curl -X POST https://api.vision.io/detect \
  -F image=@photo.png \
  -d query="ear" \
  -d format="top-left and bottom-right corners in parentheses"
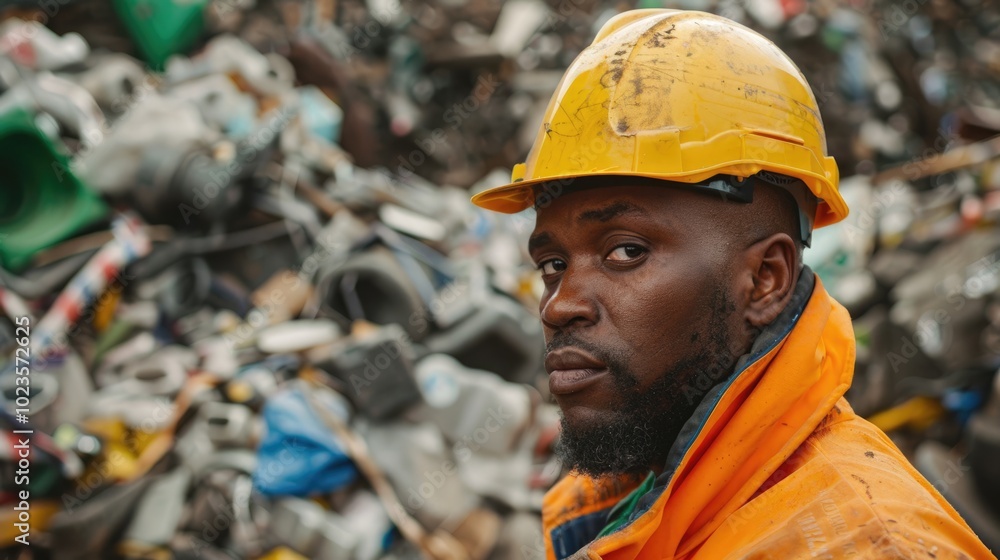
top-left (741, 233), bottom-right (798, 328)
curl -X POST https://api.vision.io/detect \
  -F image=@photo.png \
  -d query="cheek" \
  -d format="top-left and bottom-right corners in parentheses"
top-left (603, 256), bottom-right (722, 380)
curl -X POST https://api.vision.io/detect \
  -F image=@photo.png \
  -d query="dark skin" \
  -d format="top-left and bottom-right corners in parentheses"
top-left (529, 180), bottom-right (813, 476)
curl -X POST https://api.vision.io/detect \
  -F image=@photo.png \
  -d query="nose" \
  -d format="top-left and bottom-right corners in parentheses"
top-left (539, 270), bottom-right (599, 331)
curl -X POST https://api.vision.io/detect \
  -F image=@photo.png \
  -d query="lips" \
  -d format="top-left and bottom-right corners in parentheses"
top-left (545, 348), bottom-right (608, 395)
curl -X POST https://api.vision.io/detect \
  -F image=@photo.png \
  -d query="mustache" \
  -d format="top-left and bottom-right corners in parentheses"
top-left (545, 332), bottom-right (636, 386)
top-left (545, 332), bottom-right (603, 355)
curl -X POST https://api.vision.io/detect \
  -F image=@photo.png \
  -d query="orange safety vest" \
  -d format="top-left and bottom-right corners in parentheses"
top-left (541, 275), bottom-right (995, 560)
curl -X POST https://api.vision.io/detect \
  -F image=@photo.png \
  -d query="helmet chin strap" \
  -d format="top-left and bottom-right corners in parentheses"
top-left (696, 173), bottom-right (815, 247)
top-left (756, 172), bottom-right (815, 248)
top-left (699, 175), bottom-right (756, 204)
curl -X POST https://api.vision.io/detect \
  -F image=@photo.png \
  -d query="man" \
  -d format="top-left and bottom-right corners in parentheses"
top-left (472, 9), bottom-right (994, 560)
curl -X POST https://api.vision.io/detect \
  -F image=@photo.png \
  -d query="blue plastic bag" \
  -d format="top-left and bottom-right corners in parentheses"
top-left (253, 385), bottom-right (358, 496)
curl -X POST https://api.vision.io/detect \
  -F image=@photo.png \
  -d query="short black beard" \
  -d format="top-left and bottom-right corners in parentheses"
top-left (552, 288), bottom-right (741, 478)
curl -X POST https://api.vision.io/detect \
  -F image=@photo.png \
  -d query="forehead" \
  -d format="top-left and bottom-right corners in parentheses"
top-left (526, 186), bottom-right (709, 258)
top-left (531, 184), bottom-right (698, 231)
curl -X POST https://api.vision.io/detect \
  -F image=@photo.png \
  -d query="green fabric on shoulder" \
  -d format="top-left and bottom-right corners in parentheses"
top-left (597, 472), bottom-right (656, 538)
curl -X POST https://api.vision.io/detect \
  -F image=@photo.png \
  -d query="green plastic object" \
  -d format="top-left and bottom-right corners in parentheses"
top-left (113, 0), bottom-right (208, 70)
top-left (0, 109), bottom-right (108, 272)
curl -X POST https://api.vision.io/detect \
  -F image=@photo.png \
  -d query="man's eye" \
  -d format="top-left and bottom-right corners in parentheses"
top-left (607, 245), bottom-right (646, 262)
top-left (538, 259), bottom-right (566, 276)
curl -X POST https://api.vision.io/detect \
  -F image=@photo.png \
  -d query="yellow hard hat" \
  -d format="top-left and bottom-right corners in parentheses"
top-left (472, 9), bottom-right (848, 229)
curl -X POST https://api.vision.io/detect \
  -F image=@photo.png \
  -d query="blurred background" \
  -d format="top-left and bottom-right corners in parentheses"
top-left (0, 0), bottom-right (998, 557)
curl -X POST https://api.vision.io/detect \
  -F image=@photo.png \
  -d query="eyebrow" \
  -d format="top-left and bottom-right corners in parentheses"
top-left (527, 232), bottom-right (553, 254)
top-left (577, 201), bottom-right (648, 223)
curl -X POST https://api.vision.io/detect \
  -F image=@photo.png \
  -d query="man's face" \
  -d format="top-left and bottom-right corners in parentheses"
top-left (529, 184), bottom-right (746, 477)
